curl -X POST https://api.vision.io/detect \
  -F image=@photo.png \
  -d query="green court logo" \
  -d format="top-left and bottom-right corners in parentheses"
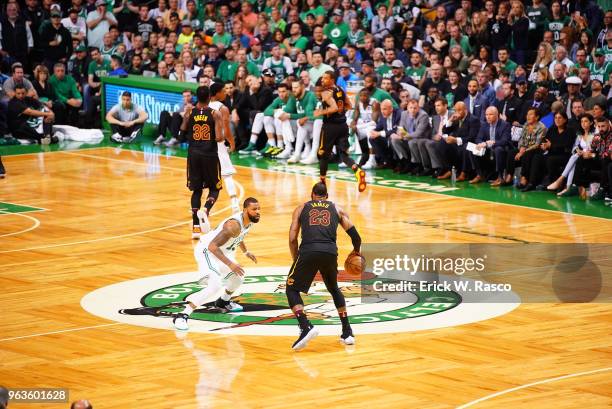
top-left (81, 267), bottom-right (520, 336)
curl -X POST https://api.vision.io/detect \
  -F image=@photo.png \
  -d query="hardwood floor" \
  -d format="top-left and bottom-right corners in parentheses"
top-left (0, 147), bottom-right (610, 409)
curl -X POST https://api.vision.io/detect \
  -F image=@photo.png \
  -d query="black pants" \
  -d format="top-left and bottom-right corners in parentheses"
top-left (473, 145), bottom-right (507, 179)
top-left (319, 121), bottom-right (355, 175)
top-left (369, 136), bottom-right (393, 166)
top-left (11, 121), bottom-right (50, 142)
top-left (521, 149), bottom-right (546, 185)
top-left (574, 156), bottom-right (603, 188)
top-left (86, 89), bottom-right (101, 127)
top-left (110, 123), bottom-right (143, 137)
top-left (545, 153), bottom-right (571, 183)
top-left (158, 111), bottom-right (182, 140)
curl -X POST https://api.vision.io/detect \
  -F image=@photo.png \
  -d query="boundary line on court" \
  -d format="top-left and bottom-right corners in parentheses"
top-left (456, 367), bottom-right (612, 408)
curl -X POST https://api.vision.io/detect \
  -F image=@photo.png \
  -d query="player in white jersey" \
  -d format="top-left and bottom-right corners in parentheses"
top-left (350, 88), bottom-right (379, 170)
top-left (174, 197), bottom-right (261, 331)
top-left (209, 82), bottom-right (240, 214)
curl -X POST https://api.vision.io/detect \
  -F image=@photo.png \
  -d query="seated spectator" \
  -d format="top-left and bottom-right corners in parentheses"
top-left (436, 101), bottom-right (481, 182)
top-left (105, 91), bottom-right (148, 143)
top-left (32, 64), bottom-right (63, 117)
top-left (155, 89), bottom-right (194, 146)
top-left (368, 99), bottom-right (400, 170)
top-left (572, 117), bottom-right (611, 200)
top-left (108, 55), bottom-right (128, 76)
top-left (540, 112), bottom-right (576, 187)
top-left (548, 113), bottom-right (595, 196)
top-left (394, 99), bottom-right (432, 174)
top-left (48, 63), bottom-right (82, 126)
top-left (3, 63), bottom-right (37, 101)
top-left (510, 107), bottom-right (547, 191)
top-left (472, 106), bottom-right (511, 186)
top-left (8, 84), bottom-right (57, 144)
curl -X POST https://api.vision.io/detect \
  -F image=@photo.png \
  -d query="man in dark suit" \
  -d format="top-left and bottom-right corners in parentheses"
top-left (472, 106), bottom-right (511, 186)
top-left (369, 99), bottom-right (401, 169)
top-left (436, 101), bottom-right (480, 180)
top-left (520, 85), bottom-right (551, 124)
top-left (464, 79), bottom-right (488, 123)
top-left (494, 81), bottom-right (524, 126)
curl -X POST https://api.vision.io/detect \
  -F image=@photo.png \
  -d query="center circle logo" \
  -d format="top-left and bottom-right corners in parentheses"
top-left (81, 266), bottom-right (520, 336)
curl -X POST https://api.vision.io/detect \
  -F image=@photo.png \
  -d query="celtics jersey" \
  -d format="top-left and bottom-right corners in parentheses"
top-left (547, 17), bottom-right (570, 42)
top-left (247, 52), bottom-right (267, 71)
top-left (406, 65), bottom-right (426, 83)
top-left (588, 62), bottom-right (612, 83)
top-left (357, 99), bottom-right (375, 123)
top-left (269, 58), bottom-right (288, 83)
top-left (200, 212), bottom-right (252, 257)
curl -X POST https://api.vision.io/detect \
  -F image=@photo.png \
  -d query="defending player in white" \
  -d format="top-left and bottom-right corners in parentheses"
top-left (173, 197), bottom-right (261, 331)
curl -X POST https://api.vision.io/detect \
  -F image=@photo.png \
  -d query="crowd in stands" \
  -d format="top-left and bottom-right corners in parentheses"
top-left (0, 0), bottom-right (610, 200)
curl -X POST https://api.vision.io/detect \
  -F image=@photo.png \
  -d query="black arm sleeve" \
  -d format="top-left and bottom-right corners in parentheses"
top-left (346, 226), bottom-right (361, 252)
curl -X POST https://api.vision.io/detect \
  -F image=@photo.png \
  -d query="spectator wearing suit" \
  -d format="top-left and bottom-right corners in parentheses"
top-left (464, 79), bottom-right (488, 123)
top-left (438, 101), bottom-right (481, 181)
top-left (472, 106), bottom-right (511, 186)
top-left (393, 99), bottom-right (431, 174)
top-left (425, 97), bottom-right (452, 177)
top-left (494, 81), bottom-right (524, 126)
top-left (369, 99), bottom-right (401, 170)
top-left (521, 86), bottom-right (551, 123)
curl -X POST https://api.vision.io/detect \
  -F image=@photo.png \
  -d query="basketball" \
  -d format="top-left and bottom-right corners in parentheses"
top-left (344, 252), bottom-right (365, 276)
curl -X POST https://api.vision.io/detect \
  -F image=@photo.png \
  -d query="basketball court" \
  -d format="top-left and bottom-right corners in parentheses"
top-left (1, 145), bottom-right (611, 408)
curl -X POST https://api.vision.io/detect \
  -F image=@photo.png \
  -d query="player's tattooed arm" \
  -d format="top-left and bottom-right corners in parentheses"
top-left (288, 204), bottom-right (304, 261)
top-left (213, 109), bottom-right (224, 142)
top-left (208, 220), bottom-right (244, 275)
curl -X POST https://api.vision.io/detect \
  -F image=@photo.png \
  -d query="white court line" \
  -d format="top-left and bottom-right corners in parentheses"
top-left (456, 367), bottom-right (612, 408)
top-left (0, 210), bottom-right (40, 238)
top-left (0, 151), bottom-right (244, 254)
top-left (0, 323), bottom-right (123, 342)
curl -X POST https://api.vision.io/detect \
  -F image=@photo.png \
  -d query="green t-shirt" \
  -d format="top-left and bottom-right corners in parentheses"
top-left (212, 32), bottom-right (232, 48)
top-left (48, 74), bottom-right (82, 102)
top-left (270, 19), bottom-right (286, 34)
top-left (376, 64), bottom-right (392, 79)
top-left (354, 87), bottom-right (398, 108)
top-left (288, 36), bottom-right (308, 52)
top-left (300, 6), bottom-right (326, 22)
top-left (217, 60), bottom-right (238, 82)
top-left (405, 65), bottom-right (426, 83)
top-left (264, 96), bottom-right (289, 116)
top-left (87, 59), bottom-right (111, 82)
top-left (284, 91), bottom-right (317, 119)
top-left (347, 29), bottom-right (365, 47)
top-left (502, 59), bottom-right (518, 74)
top-left (323, 22), bottom-right (349, 48)
top-left (449, 35), bottom-right (472, 56)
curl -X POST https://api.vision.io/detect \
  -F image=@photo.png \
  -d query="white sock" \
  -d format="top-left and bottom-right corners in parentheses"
top-left (277, 137), bottom-right (284, 149)
top-left (183, 304), bottom-right (194, 315)
top-left (231, 196), bottom-right (239, 209)
top-left (221, 291), bottom-right (232, 301)
top-left (223, 175), bottom-right (237, 197)
top-left (249, 133), bottom-right (258, 144)
top-left (268, 139), bottom-right (276, 147)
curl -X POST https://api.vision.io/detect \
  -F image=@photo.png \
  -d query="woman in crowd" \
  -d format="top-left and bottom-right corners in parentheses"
top-left (540, 112), bottom-right (575, 186)
top-left (548, 114), bottom-right (595, 197)
top-left (529, 42), bottom-right (553, 83)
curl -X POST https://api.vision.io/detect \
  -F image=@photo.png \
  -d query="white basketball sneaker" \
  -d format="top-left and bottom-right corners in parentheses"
top-left (173, 313), bottom-right (189, 331)
top-left (300, 156), bottom-right (318, 165)
top-left (292, 324), bottom-right (319, 351)
top-left (340, 327), bottom-right (355, 345)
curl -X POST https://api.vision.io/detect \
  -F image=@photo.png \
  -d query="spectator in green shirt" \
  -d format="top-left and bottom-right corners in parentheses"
top-left (496, 47), bottom-right (518, 78)
top-left (86, 47), bottom-right (111, 127)
top-left (49, 63), bottom-right (82, 126)
top-left (212, 21), bottom-right (232, 48)
top-left (449, 25), bottom-right (472, 57)
top-left (324, 10), bottom-right (349, 48)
